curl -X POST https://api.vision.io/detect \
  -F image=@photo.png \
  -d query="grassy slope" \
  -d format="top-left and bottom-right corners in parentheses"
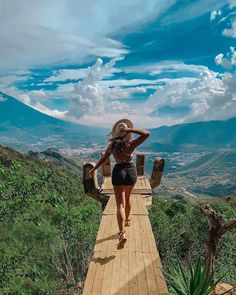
top-left (149, 194), bottom-right (236, 284)
top-left (1, 144), bottom-right (236, 293)
top-left (0, 145), bottom-right (102, 295)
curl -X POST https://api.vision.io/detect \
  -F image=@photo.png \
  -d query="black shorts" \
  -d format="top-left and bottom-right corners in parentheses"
top-left (112, 162), bottom-right (138, 186)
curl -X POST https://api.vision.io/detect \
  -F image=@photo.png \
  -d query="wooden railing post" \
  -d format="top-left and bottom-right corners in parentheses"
top-left (136, 153), bottom-right (145, 176)
top-left (83, 162), bottom-right (100, 202)
top-left (149, 157), bottom-right (165, 189)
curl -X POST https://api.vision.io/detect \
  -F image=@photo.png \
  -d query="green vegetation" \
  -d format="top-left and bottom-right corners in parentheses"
top-left (1, 145), bottom-right (236, 294)
top-left (149, 196), bottom-right (236, 284)
top-left (0, 146), bottom-right (102, 294)
top-left (166, 258), bottom-right (227, 295)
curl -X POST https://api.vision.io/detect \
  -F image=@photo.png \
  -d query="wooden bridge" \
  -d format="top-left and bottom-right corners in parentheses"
top-left (83, 153), bottom-right (168, 295)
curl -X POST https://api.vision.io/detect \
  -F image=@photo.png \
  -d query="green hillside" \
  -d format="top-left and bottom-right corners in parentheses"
top-left (142, 117), bottom-right (236, 152)
top-left (0, 145), bottom-right (102, 294)
top-left (1, 145), bottom-right (236, 293)
top-left (150, 194), bottom-right (236, 284)
top-left (164, 150), bottom-right (236, 197)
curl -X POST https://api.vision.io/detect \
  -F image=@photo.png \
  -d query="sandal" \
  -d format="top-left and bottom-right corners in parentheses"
top-left (125, 218), bottom-right (131, 227)
top-left (116, 230), bottom-right (127, 249)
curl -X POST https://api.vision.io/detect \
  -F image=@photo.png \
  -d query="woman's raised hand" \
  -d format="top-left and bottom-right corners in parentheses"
top-left (120, 126), bottom-right (132, 133)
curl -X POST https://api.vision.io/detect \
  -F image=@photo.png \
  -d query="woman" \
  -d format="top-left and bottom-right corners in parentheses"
top-left (88, 119), bottom-right (150, 249)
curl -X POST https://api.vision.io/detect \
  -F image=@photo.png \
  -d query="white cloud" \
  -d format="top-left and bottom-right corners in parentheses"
top-left (228, 0), bottom-right (236, 8)
top-left (215, 47), bottom-right (236, 68)
top-left (0, 0), bottom-right (175, 72)
top-left (124, 61), bottom-right (209, 76)
top-left (162, 0), bottom-right (227, 25)
top-left (223, 19), bottom-right (236, 37)
top-left (2, 56), bottom-right (236, 128)
top-left (32, 102), bottom-right (68, 119)
top-left (210, 10), bottom-right (221, 21)
top-left (45, 69), bottom-right (89, 82)
top-left (143, 68), bottom-right (236, 123)
top-left (0, 72), bottom-right (31, 87)
top-left (54, 57), bottom-right (236, 127)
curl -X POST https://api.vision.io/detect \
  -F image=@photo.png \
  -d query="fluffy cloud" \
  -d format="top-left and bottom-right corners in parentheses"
top-left (162, 0), bottom-right (227, 24)
top-left (124, 61), bottom-right (209, 76)
top-left (0, 0), bottom-right (175, 73)
top-left (210, 10), bottom-right (221, 21)
top-left (223, 19), bottom-right (236, 37)
top-left (53, 57), bottom-right (236, 127)
top-left (143, 68), bottom-right (236, 123)
top-left (62, 58), bottom-right (132, 121)
top-left (0, 72), bottom-right (31, 87)
top-left (215, 47), bottom-right (236, 68)
top-left (31, 102), bottom-right (68, 119)
top-left (2, 56), bottom-right (236, 128)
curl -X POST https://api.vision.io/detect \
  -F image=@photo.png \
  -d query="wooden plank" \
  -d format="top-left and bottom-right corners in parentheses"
top-left (128, 252), bottom-right (138, 295)
top-left (134, 215), bottom-right (142, 252)
top-left (82, 258), bottom-right (98, 295)
top-left (119, 251), bottom-right (129, 294)
top-left (110, 252), bottom-right (121, 295)
top-left (94, 215), bottom-right (107, 252)
top-left (136, 252), bottom-right (149, 295)
top-left (107, 214), bottom-right (118, 253)
top-left (137, 195), bottom-right (148, 215)
top-left (144, 217), bottom-right (159, 254)
top-left (100, 253), bottom-right (115, 295)
top-left (151, 253), bottom-right (168, 294)
top-left (139, 216), bottom-right (150, 253)
top-left (132, 195), bottom-right (138, 215)
top-left (128, 215), bottom-right (135, 252)
top-left (92, 254), bottom-right (107, 295)
top-left (144, 253), bottom-right (158, 295)
top-left (84, 174), bottom-right (168, 295)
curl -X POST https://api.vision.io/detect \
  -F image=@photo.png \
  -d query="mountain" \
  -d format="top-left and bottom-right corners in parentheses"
top-left (1, 91), bottom-right (236, 153)
top-left (0, 91), bottom-right (107, 151)
top-left (162, 150), bottom-right (236, 197)
top-left (143, 117), bottom-right (236, 152)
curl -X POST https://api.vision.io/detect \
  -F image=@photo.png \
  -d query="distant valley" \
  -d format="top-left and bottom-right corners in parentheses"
top-left (1, 91), bottom-right (236, 199)
top-left (1, 91), bottom-right (236, 153)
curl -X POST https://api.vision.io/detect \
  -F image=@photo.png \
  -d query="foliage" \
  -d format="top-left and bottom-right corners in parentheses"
top-left (0, 147), bottom-right (102, 294)
top-left (167, 258), bottom-right (227, 295)
top-left (149, 196), bottom-right (236, 284)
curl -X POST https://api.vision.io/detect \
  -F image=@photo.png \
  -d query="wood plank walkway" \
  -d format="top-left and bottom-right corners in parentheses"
top-left (83, 177), bottom-right (168, 295)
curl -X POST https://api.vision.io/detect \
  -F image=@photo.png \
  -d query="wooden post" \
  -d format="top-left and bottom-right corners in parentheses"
top-left (101, 152), bottom-right (111, 177)
top-left (136, 153), bottom-right (145, 176)
top-left (149, 157), bottom-right (165, 189)
top-left (83, 162), bottom-right (101, 202)
top-left (201, 204), bottom-right (236, 277)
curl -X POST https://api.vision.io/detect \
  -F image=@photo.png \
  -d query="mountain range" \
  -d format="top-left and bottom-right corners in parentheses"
top-left (144, 117), bottom-right (236, 152)
top-left (0, 91), bottom-right (236, 152)
top-left (0, 91), bottom-right (107, 151)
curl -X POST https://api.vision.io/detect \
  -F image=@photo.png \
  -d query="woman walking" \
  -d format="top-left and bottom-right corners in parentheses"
top-left (88, 119), bottom-right (150, 249)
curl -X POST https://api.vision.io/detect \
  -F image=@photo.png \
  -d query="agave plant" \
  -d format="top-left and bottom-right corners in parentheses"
top-left (166, 258), bottom-right (228, 295)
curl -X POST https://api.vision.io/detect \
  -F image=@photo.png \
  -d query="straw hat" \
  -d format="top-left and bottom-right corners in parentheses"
top-left (111, 118), bottom-right (133, 140)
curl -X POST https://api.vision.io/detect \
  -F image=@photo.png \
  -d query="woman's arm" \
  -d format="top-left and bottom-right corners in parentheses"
top-left (88, 143), bottom-right (113, 175)
top-left (122, 127), bottom-right (150, 149)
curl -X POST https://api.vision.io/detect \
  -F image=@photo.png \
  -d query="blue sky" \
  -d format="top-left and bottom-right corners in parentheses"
top-left (0, 0), bottom-right (236, 128)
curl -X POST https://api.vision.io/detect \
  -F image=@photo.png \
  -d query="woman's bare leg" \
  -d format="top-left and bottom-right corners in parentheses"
top-left (125, 184), bottom-right (135, 220)
top-left (113, 185), bottom-right (126, 232)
